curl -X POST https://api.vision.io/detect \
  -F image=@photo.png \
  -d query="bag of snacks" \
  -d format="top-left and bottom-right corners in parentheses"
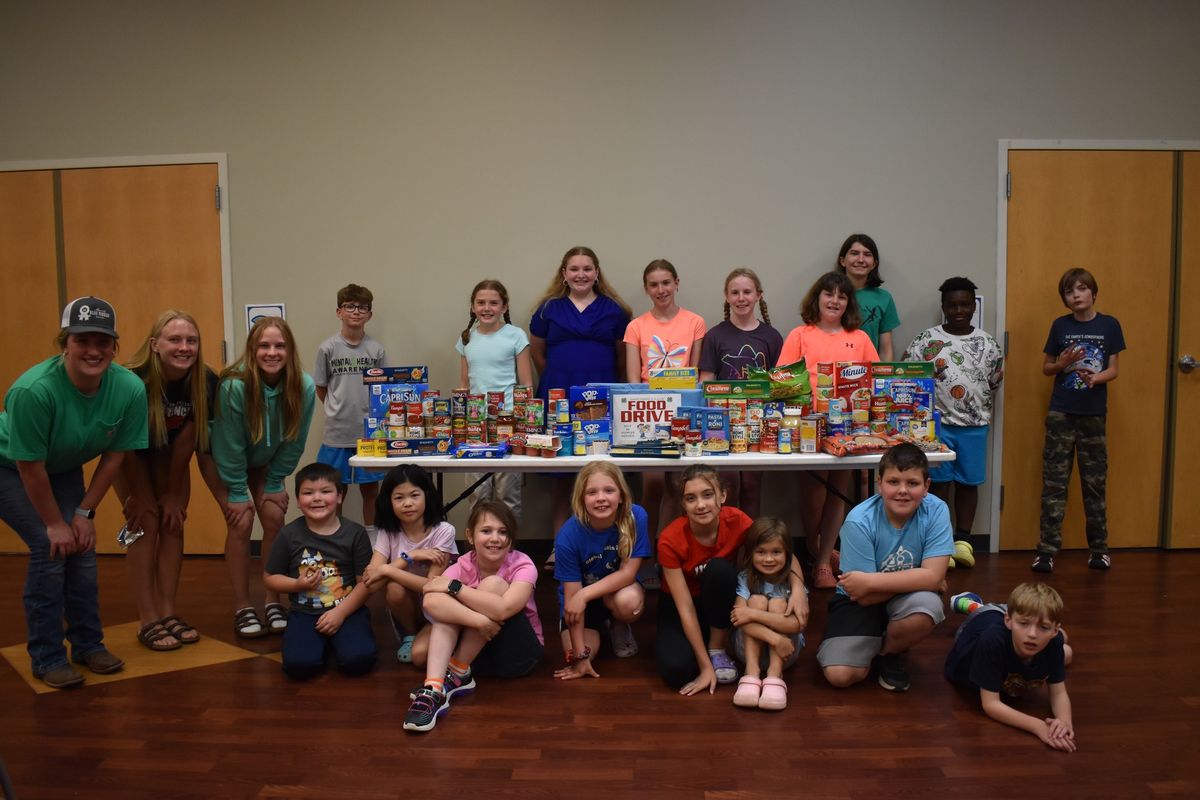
top-left (747, 360), bottom-right (812, 403)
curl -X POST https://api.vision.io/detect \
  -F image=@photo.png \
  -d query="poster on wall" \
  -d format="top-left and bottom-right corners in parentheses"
top-left (245, 303), bottom-right (286, 333)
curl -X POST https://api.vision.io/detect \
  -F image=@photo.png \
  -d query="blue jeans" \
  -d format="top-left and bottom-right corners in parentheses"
top-left (0, 467), bottom-right (106, 675)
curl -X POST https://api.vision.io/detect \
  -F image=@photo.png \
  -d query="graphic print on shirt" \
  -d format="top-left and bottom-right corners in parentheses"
top-left (720, 343), bottom-right (770, 379)
top-left (648, 335), bottom-right (688, 371)
top-left (580, 544), bottom-right (620, 584)
top-left (1001, 671), bottom-right (1045, 698)
top-left (879, 545), bottom-right (916, 572)
top-left (296, 547), bottom-right (352, 610)
top-left (1060, 334), bottom-right (1107, 391)
top-left (327, 354), bottom-right (379, 377)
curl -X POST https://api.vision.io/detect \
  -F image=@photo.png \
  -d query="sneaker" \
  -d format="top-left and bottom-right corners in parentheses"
top-left (403, 687), bottom-right (447, 732)
top-left (875, 653), bottom-right (911, 692)
top-left (36, 664), bottom-right (85, 690)
top-left (710, 650), bottom-right (738, 684)
top-left (396, 634), bottom-right (416, 663)
top-left (1032, 553), bottom-right (1054, 573)
top-left (947, 556), bottom-right (956, 570)
top-left (610, 621), bottom-right (638, 658)
top-left (74, 649), bottom-right (124, 675)
top-left (950, 591), bottom-right (983, 614)
top-left (543, 547), bottom-right (556, 572)
top-left (1088, 552), bottom-right (1111, 570)
top-left (444, 669), bottom-right (476, 701)
top-left (812, 564), bottom-right (837, 590)
top-left (953, 540), bottom-right (975, 568)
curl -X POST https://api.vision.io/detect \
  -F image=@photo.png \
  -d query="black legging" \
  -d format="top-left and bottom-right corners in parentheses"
top-left (655, 557), bottom-right (737, 689)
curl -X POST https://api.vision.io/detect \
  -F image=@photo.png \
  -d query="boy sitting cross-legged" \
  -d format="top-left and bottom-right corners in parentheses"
top-left (816, 443), bottom-right (953, 692)
top-left (945, 583), bottom-right (1075, 751)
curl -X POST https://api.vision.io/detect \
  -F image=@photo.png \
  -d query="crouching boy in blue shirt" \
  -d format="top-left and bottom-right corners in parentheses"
top-left (945, 583), bottom-right (1075, 751)
top-left (816, 443), bottom-right (953, 692)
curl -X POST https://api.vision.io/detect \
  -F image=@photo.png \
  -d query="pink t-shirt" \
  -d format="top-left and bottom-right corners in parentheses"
top-left (777, 325), bottom-right (880, 394)
top-left (442, 549), bottom-right (543, 644)
top-left (624, 309), bottom-right (707, 381)
top-left (373, 521), bottom-right (458, 578)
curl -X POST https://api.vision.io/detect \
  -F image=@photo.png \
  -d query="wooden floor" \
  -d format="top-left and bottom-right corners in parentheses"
top-left (0, 549), bottom-right (1197, 799)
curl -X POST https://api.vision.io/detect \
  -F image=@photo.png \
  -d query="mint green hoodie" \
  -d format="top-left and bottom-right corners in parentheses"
top-left (213, 373), bottom-right (316, 503)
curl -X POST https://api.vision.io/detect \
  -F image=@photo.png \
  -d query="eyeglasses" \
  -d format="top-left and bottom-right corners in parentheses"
top-left (340, 303), bottom-right (372, 313)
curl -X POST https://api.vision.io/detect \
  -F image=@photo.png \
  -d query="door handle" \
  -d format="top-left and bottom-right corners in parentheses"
top-left (1182, 355), bottom-right (1197, 373)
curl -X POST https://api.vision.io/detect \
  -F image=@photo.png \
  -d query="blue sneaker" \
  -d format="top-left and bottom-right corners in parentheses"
top-left (403, 687), bottom-right (447, 732)
top-left (950, 591), bottom-right (983, 614)
top-left (396, 635), bottom-right (415, 663)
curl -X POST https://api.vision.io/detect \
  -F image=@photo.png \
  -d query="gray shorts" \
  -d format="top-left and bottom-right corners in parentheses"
top-left (816, 590), bottom-right (945, 669)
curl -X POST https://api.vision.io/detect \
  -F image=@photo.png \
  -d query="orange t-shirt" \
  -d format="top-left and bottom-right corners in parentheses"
top-left (624, 309), bottom-right (707, 381)
top-left (657, 506), bottom-right (752, 597)
top-left (776, 325), bottom-right (879, 394)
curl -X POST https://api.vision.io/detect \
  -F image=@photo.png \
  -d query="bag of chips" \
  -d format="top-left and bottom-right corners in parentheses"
top-left (747, 360), bottom-right (812, 403)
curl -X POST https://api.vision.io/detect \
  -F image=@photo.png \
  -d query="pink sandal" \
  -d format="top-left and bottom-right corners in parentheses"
top-left (733, 676), bottom-right (762, 708)
top-left (812, 564), bottom-right (837, 590)
top-left (758, 677), bottom-right (788, 711)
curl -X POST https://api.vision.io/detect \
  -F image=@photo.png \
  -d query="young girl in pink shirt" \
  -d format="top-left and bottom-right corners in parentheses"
top-left (777, 272), bottom-right (879, 589)
top-left (624, 259), bottom-right (706, 562)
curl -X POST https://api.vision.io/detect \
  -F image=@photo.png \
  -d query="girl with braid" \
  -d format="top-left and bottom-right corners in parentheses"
top-left (455, 279), bottom-right (534, 518)
top-left (698, 268), bottom-right (783, 518)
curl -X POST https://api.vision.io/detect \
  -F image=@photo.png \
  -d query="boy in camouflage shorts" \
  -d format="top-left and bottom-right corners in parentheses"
top-left (1034, 269), bottom-right (1124, 573)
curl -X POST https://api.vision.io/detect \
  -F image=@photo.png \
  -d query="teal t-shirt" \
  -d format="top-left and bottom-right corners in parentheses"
top-left (855, 287), bottom-right (900, 351)
top-left (454, 323), bottom-right (530, 411)
top-left (0, 357), bottom-right (149, 473)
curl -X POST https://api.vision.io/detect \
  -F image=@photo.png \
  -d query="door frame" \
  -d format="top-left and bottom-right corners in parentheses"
top-left (0, 153), bottom-right (234, 354)
top-left (991, 139), bottom-right (1200, 552)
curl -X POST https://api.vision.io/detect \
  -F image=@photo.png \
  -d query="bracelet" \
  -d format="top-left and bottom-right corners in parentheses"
top-left (565, 646), bottom-right (592, 666)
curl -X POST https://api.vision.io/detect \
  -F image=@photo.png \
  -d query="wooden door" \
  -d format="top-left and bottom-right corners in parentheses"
top-left (1168, 153), bottom-right (1200, 548)
top-left (59, 164), bottom-right (227, 554)
top-left (0, 171), bottom-right (63, 553)
top-left (1001, 151), bottom-right (1174, 550)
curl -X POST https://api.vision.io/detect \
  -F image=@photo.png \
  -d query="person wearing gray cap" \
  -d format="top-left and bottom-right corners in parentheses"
top-left (0, 297), bottom-right (149, 689)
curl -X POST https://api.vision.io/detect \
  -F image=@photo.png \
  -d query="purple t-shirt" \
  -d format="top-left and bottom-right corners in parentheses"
top-left (442, 549), bottom-right (543, 645)
top-left (699, 320), bottom-right (784, 380)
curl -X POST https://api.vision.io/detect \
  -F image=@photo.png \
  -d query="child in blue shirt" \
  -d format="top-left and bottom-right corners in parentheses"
top-left (816, 443), bottom-right (953, 692)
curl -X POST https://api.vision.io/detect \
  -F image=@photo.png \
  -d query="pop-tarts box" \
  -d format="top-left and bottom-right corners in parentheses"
top-left (570, 385), bottom-right (610, 421)
top-left (574, 418), bottom-right (611, 448)
top-left (607, 385), bottom-right (703, 445)
top-left (678, 405), bottom-right (730, 455)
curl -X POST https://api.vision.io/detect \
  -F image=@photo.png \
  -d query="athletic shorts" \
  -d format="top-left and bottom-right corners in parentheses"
top-left (816, 591), bottom-right (945, 669)
top-left (929, 424), bottom-right (989, 486)
top-left (317, 444), bottom-right (387, 484)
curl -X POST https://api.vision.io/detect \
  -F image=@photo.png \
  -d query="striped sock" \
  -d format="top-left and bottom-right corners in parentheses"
top-left (425, 677), bottom-right (445, 693)
top-left (448, 658), bottom-right (471, 678)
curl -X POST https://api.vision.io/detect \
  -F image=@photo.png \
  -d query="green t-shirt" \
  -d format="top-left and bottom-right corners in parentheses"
top-left (0, 357), bottom-right (149, 474)
top-left (855, 286), bottom-right (900, 350)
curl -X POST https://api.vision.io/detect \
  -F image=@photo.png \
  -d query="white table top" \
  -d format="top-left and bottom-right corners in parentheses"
top-left (350, 449), bottom-right (955, 473)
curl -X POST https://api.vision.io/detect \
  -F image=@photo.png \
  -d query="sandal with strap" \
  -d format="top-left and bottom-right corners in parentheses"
top-left (234, 607), bottom-right (268, 639)
top-left (160, 615), bottom-right (200, 645)
top-left (138, 620), bottom-right (182, 652)
top-left (264, 602), bottom-right (288, 635)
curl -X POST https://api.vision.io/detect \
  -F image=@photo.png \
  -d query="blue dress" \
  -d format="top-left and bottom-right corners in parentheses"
top-left (529, 295), bottom-right (629, 402)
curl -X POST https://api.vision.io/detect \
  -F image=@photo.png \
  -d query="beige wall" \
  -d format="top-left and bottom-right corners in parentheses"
top-left (3, 0), bottom-right (1199, 537)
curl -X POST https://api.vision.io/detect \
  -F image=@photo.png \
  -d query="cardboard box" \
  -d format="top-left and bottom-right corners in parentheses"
top-left (356, 438), bottom-right (387, 457)
top-left (386, 437), bottom-right (452, 457)
top-left (649, 367), bottom-right (699, 390)
top-left (870, 362), bottom-right (936, 379)
top-left (702, 380), bottom-right (771, 399)
top-left (570, 385), bottom-right (610, 420)
top-left (678, 405), bottom-right (730, 455)
top-left (361, 366), bottom-right (429, 385)
top-left (368, 382), bottom-right (429, 419)
top-left (610, 388), bottom-right (703, 445)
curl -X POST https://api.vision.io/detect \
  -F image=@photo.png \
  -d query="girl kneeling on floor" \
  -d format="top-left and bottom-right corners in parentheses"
top-left (553, 462), bottom-right (650, 680)
top-left (657, 465), bottom-right (805, 696)
top-left (731, 518), bottom-right (808, 711)
top-left (403, 499), bottom-right (543, 732)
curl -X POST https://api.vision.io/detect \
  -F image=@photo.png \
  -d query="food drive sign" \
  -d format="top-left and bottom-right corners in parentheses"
top-left (611, 392), bottom-right (684, 445)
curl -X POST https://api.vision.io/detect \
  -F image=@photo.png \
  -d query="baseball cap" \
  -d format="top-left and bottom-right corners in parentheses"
top-left (61, 296), bottom-right (119, 339)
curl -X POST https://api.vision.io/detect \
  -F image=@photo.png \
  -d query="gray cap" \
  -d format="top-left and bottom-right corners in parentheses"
top-left (60, 296), bottom-right (119, 339)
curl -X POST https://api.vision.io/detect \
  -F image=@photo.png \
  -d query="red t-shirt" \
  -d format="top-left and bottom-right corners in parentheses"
top-left (657, 506), bottom-right (752, 597)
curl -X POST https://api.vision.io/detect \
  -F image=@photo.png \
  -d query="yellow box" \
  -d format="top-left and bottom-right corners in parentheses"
top-left (649, 367), bottom-right (699, 390)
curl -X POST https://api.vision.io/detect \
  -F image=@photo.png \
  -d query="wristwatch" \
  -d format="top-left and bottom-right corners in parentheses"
top-left (446, 579), bottom-right (463, 597)
top-left (74, 507), bottom-right (95, 520)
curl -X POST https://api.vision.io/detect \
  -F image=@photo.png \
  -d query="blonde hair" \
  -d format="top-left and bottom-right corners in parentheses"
top-left (531, 246), bottom-right (632, 318)
top-left (722, 267), bottom-right (772, 326)
top-left (571, 461), bottom-right (637, 560)
top-left (1007, 582), bottom-right (1064, 624)
top-left (219, 317), bottom-right (306, 443)
top-left (125, 310), bottom-right (210, 451)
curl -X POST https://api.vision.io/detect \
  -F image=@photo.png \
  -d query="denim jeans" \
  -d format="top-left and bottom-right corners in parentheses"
top-left (0, 466), bottom-right (106, 675)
